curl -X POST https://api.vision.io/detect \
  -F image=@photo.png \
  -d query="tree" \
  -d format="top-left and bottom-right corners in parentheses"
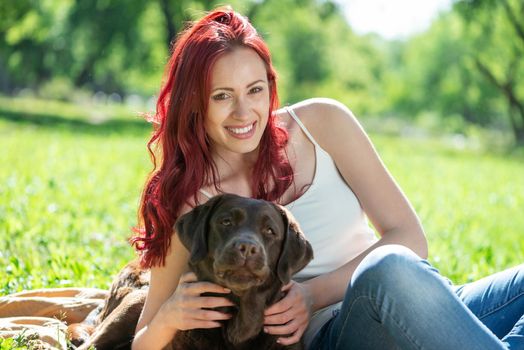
top-left (455, 0), bottom-right (524, 144)
top-left (385, 10), bottom-right (502, 127)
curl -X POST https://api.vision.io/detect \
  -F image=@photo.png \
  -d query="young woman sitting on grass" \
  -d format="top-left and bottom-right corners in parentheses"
top-left (1, 7), bottom-right (523, 350)
top-left (129, 9), bottom-right (524, 350)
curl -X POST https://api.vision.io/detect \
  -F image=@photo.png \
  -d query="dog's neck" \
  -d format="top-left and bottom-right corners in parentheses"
top-left (191, 262), bottom-right (284, 346)
top-left (224, 273), bottom-right (284, 346)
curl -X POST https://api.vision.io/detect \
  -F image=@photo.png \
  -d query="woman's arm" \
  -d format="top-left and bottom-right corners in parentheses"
top-left (132, 232), bottom-right (234, 350)
top-left (132, 233), bottom-right (187, 350)
top-left (264, 98), bottom-right (427, 345)
top-left (299, 98), bottom-right (427, 310)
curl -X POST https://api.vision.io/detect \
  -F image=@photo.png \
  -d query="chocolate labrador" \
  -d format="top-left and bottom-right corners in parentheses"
top-left (73, 194), bottom-right (313, 350)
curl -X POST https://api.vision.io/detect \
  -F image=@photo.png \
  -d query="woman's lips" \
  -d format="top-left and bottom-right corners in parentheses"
top-left (225, 121), bottom-right (257, 139)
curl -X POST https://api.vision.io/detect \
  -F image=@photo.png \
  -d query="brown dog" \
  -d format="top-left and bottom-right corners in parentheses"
top-left (73, 194), bottom-right (313, 350)
top-left (70, 260), bottom-right (149, 349)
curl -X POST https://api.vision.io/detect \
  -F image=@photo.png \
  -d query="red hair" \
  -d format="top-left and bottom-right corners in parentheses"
top-left (131, 9), bottom-right (293, 268)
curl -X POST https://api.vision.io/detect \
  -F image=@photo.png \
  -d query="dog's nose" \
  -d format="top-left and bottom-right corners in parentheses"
top-left (233, 239), bottom-right (260, 258)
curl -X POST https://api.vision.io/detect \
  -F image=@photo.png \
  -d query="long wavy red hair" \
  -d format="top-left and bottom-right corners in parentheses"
top-left (131, 9), bottom-right (293, 268)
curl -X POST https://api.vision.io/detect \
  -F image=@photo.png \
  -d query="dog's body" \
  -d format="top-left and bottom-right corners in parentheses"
top-left (72, 194), bottom-right (313, 350)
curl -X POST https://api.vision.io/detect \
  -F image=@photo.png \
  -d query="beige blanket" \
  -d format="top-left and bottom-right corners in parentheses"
top-left (0, 288), bottom-right (107, 349)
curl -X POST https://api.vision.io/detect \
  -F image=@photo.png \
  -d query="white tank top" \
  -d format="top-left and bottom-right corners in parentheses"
top-left (283, 107), bottom-right (377, 280)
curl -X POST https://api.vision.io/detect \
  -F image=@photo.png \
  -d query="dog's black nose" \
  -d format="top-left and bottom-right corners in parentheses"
top-left (233, 239), bottom-right (260, 258)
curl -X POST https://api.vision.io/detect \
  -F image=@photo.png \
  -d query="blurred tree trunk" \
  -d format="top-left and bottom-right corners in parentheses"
top-left (475, 58), bottom-right (524, 143)
top-left (159, 0), bottom-right (179, 50)
top-left (456, 0), bottom-right (524, 144)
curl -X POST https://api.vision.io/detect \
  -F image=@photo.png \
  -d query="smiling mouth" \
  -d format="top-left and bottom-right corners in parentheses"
top-left (225, 122), bottom-right (256, 136)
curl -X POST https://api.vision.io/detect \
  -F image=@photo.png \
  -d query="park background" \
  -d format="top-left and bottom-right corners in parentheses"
top-left (1, 0), bottom-right (523, 296)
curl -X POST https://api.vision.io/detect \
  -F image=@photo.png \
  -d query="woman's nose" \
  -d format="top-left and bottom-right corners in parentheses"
top-left (232, 98), bottom-right (249, 120)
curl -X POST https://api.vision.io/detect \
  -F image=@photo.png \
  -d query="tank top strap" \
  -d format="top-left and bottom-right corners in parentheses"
top-left (284, 106), bottom-right (320, 148)
top-left (199, 189), bottom-right (213, 199)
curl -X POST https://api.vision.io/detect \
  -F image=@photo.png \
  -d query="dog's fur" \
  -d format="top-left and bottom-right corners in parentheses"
top-left (71, 194), bottom-right (313, 350)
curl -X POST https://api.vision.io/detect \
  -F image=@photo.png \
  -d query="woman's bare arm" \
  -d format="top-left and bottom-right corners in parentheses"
top-left (132, 228), bottom-right (234, 350)
top-left (132, 234), bottom-right (190, 350)
top-left (296, 98), bottom-right (428, 310)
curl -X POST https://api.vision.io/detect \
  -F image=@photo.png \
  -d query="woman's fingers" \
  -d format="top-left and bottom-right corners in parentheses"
top-left (276, 327), bottom-right (307, 346)
top-left (182, 279), bottom-right (231, 296)
top-left (264, 294), bottom-right (293, 317)
top-left (264, 309), bottom-right (293, 325)
top-left (163, 272), bottom-right (235, 331)
top-left (196, 296), bottom-right (235, 308)
top-left (179, 272), bottom-right (231, 294)
top-left (192, 308), bottom-right (232, 321)
top-left (265, 319), bottom-right (307, 346)
top-left (264, 319), bottom-right (299, 335)
top-left (263, 281), bottom-right (313, 345)
top-left (194, 320), bottom-right (223, 329)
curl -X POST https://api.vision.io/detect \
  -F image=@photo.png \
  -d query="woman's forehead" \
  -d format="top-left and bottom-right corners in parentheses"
top-left (210, 48), bottom-right (268, 89)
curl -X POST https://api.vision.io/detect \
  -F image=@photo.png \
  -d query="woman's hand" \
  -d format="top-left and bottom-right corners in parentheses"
top-left (263, 281), bottom-right (314, 345)
top-left (157, 272), bottom-right (234, 331)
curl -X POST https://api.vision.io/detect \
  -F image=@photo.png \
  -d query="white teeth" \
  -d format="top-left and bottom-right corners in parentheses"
top-left (227, 123), bottom-right (254, 135)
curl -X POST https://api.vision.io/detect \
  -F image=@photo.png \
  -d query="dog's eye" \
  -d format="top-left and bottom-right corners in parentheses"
top-left (265, 227), bottom-right (275, 236)
top-left (220, 218), bottom-right (232, 226)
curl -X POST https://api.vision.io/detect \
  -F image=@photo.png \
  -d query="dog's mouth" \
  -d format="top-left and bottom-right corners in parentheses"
top-left (214, 265), bottom-right (270, 291)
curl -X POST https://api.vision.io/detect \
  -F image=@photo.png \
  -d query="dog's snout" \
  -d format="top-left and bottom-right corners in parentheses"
top-left (233, 239), bottom-right (260, 258)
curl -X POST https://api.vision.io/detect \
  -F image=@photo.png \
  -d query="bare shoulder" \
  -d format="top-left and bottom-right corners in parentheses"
top-left (279, 98), bottom-right (367, 154)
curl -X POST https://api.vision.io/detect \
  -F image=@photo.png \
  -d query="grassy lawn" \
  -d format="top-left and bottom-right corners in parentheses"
top-left (1, 96), bottom-right (523, 295)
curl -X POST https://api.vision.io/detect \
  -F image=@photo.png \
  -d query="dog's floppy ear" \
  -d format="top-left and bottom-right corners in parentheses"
top-left (275, 205), bottom-right (314, 284)
top-left (175, 194), bottom-right (225, 264)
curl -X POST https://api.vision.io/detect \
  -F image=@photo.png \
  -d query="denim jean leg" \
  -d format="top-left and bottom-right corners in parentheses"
top-left (311, 245), bottom-right (506, 350)
top-left (503, 314), bottom-right (524, 349)
top-left (455, 264), bottom-right (524, 349)
top-left (309, 297), bottom-right (400, 350)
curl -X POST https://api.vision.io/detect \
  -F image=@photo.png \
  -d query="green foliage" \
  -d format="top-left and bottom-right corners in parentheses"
top-left (0, 0), bottom-right (387, 115)
top-left (387, 0), bottom-right (524, 143)
top-left (2, 0), bottom-right (522, 142)
top-left (0, 330), bottom-right (42, 349)
top-left (385, 11), bottom-right (501, 124)
top-left (251, 0), bottom-right (386, 114)
top-left (454, 0), bottom-right (524, 142)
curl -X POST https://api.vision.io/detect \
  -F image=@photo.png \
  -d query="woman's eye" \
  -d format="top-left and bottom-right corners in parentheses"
top-left (221, 218), bottom-right (232, 226)
top-left (212, 93), bottom-right (229, 101)
top-left (249, 86), bottom-right (263, 94)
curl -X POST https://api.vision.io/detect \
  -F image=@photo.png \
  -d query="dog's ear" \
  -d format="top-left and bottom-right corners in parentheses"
top-left (175, 194), bottom-right (225, 264)
top-left (275, 205), bottom-right (314, 284)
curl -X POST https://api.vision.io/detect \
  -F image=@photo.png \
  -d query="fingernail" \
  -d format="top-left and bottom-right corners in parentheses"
top-left (264, 328), bottom-right (268, 333)
top-left (223, 288), bottom-right (231, 293)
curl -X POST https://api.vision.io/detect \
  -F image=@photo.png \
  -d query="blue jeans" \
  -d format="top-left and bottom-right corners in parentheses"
top-left (310, 245), bottom-right (524, 349)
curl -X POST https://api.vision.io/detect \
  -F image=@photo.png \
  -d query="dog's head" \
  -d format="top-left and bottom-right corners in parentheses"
top-left (176, 194), bottom-right (313, 293)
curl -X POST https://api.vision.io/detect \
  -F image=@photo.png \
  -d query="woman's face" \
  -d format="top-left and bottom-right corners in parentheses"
top-left (205, 47), bottom-right (270, 159)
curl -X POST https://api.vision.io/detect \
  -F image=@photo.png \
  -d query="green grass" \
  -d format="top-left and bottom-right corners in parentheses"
top-left (1, 96), bottom-right (523, 295)
top-left (0, 96), bottom-right (151, 294)
top-left (373, 136), bottom-right (524, 282)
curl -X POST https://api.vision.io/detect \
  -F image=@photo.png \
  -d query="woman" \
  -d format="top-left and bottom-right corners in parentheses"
top-left (130, 8), bottom-right (523, 350)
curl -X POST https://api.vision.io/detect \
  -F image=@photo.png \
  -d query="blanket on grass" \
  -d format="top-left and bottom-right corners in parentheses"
top-left (0, 288), bottom-right (107, 349)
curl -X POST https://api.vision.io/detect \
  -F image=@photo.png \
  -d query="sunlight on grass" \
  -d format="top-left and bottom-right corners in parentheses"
top-left (373, 135), bottom-right (524, 282)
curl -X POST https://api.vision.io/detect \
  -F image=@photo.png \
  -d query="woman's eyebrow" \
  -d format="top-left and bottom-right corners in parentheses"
top-left (211, 79), bottom-right (267, 92)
